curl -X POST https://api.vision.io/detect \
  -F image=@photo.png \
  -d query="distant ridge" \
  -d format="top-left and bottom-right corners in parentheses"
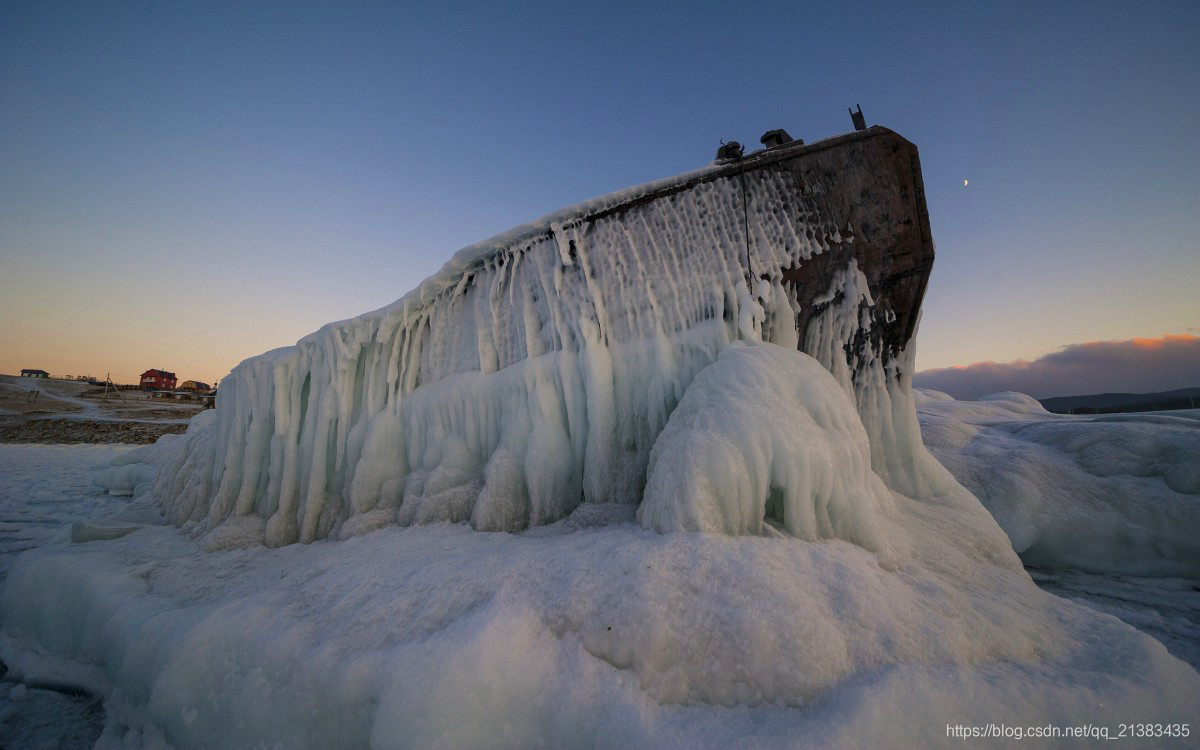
top-left (1039, 387), bottom-right (1200, 414)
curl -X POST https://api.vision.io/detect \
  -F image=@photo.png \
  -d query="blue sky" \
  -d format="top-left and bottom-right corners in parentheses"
top-left (2, 0), bottom-right (1197, 386)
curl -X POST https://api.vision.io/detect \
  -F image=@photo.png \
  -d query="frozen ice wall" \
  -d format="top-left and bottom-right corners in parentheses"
top-left (155, 128), bottom-right (938, 545)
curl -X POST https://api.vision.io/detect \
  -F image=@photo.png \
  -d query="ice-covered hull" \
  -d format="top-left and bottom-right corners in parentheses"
top-left (157, 126), bottom-right (937, 545)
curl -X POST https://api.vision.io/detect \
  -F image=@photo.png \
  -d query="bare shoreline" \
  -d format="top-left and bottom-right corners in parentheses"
top-left (0, 374), bottom-right (200, 444)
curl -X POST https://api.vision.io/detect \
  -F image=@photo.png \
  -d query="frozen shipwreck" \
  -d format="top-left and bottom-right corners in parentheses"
top-left (153, 124), bottom-right (938, 546)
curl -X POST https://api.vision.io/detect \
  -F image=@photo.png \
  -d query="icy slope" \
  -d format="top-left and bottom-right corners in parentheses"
top-left (149, 128), bottom-right (937, 545)
top-left (916, 390), bottom-right (1200, 577)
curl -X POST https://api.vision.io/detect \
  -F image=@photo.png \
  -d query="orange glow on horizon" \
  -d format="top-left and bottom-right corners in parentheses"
top-left (1125, 334), bottom-right (1198, 349)
top-left (917, 334), bottom-right (1198, 375)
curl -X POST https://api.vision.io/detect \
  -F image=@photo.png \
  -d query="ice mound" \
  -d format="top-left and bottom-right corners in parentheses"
top-left (640, 343), bottom-right (890, 556)
top-left (69, 522), bottom-right (141, 543)
top-left (92, 464), bottom-right (150, 497)
top-left (918, 392), bottom-right (1200, 577)
top-left (978, 391), bottom-right (1051, 414)
top-left (913, 387), bottom-right (955, 403)
top-left (93, 441), bottom-right (163, 496)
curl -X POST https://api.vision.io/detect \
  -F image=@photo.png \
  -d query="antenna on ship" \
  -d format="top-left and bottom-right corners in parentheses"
top-left (850, 104), bottom-right (867, 131)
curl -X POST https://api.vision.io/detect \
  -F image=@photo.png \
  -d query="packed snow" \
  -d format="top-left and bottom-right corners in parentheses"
top-left (916, 389), bottom-right (1200, 578)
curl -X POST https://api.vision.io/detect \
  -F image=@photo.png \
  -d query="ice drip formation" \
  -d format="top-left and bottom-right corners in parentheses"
top-left (151, 125), bottom-right (943, 547)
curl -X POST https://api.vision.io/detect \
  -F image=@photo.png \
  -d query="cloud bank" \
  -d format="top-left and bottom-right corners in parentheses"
top-left (913, 334), bottom-right (1200, 401)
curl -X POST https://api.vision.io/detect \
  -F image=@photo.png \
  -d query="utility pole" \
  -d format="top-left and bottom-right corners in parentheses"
top-left (103, 373), bottom-right (125, 402)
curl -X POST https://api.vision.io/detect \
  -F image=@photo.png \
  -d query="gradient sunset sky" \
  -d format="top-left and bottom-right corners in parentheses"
top-left (2, 0), bottom-right (1197, 388)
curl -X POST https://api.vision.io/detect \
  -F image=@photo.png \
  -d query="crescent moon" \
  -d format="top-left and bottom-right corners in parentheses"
top-left (963, 179), bottom-right (969, 187)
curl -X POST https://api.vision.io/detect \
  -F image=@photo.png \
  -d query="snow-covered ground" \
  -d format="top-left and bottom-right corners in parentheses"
top-left (2, 472), bottom-right (1197, 748)
top-left (916, 390), bottom-right (1200, 578)
top-left (0, 444), bottom-right (135, 579)
top-left (2, 363), bottom-right (1199, 748)
top-left (0, 444), bottom-right (132, 749)
top-left (1029, 567), bottom-right (1200, 671)
top-left (916, 391), bottom-right (1200, 671)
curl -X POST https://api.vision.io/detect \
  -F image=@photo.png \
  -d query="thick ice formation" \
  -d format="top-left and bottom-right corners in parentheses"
top-left (917, 389), bottom-right (1200, 577)
top-left (148, 129), bottom-right (937, 546)
top-left (640, 343), bottom-right (891, 556)
top-left (4, 442), bottom-right (1199, 748)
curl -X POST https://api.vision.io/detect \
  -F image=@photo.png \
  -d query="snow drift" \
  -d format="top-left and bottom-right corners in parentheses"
top-left (916, 389), bottom-right (1200, 577)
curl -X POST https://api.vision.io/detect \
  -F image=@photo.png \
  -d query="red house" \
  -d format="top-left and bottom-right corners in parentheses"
top-left (140, 369), bottom-right (177, 390)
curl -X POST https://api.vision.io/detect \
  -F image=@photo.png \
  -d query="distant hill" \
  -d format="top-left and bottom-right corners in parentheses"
top-left (1039, 387), bottom-right (1200, 414)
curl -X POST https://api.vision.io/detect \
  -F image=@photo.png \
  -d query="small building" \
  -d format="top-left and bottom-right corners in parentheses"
top-left (20, 369), bottom-right (49, 378)
top-left (140, 369), bottom-right (177, 391)
top-left (177, 380), bottom-right (212, 393)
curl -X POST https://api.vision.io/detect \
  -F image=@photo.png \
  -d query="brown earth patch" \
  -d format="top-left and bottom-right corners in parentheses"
top-left (0, 417), bottom-right (187, 444)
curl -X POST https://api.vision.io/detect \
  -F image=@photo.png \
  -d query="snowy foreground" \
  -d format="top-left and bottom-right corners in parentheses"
top-left (1, 352), bottom-right (1198, 748)
top-left (0, 445), bottom-right (129, 747)
top-left (915, 390), bottom-right (1200, 672)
